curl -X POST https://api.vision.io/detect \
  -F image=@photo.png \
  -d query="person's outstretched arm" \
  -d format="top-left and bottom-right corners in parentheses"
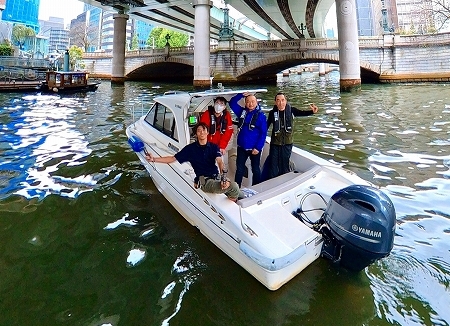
top-left (229, 93), bottom-right (245, 116)
top-left (145, 153), bottom-right (177, 164)
top-left (292, 103), bottom-right (319, 116)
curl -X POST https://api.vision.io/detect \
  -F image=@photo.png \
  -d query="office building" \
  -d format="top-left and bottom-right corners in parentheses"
top-left (39, 17), bottom-right (69, 53)
top-left (0, 0), bottom-right (6, 20)
top-left (355, 0), bottom-right (384, 36)
top-left (395, 0), bottom-right (435, 33)
top-left (70, 4), bottom-right (150, 52)
top-left (135, 20), bottom-right (153, 49)
top-left (2, 0), bottom-right (39, 32)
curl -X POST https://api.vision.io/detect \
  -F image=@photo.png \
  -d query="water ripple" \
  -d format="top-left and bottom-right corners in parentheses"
top-left (158, 249), bottom-right (206, 325)
top-left (0, 94), bottom-right (122, 200)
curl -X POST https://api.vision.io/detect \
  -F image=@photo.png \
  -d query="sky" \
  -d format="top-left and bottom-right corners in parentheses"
top-left (38, 0), bottom-right (84, 26)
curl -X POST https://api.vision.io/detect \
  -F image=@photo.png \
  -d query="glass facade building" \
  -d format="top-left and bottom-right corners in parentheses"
top-left (354, 0), bottom-right (387, 36)
top-left (70, 5), bottom-right (153, 52)
top-left (135, 20), bottom-right (153, 49)
top-left (2, 0), bottom-right (40, 32)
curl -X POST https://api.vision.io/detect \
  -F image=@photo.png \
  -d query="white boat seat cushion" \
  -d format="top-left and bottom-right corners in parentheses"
top-left (237, 166), bottom-right (322, 208)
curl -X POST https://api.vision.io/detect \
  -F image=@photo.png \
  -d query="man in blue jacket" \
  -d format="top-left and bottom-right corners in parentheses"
top-left (229, 93), bottom-right (268, 187)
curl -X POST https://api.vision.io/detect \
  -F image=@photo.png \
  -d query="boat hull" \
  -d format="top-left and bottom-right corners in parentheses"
top-left (138, 146), bottom-right (324, 290)
top-left (125, 88), bottom-right (378, 290)
top-left (40, 83), bottom-right (99, 93)
top-left (126, 118), bottom-right (367, 290)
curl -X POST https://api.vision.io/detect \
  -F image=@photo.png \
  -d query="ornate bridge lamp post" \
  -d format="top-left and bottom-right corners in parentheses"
top-left (219, 7), bottom-right (234, 41)
top-left (381, 7), bottom-right (389, 33)
top-left (218, 5), bottom-right (235, 52)
top-left (165, 33), bottom-right (171, 46)
top-left (298, 23), bottom-right (306, 38)
top-left (164, 33), bottom-right (170, 59)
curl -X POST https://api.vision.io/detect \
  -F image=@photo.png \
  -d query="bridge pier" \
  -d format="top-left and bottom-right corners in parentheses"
top-left (319, 63), bottom-right (326, 76)
top-left (193, 0), bottom-right (213, 87)
top-left (111, 13), bottom-right (129, 84)
top-left (335, 0), bottom-right (361, 92)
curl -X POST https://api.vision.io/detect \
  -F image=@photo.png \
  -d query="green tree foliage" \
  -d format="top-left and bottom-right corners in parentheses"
top-left (0, 40), bottom-right (13, 56)
top-left (146, 28), bottom-right (162, 48)
top-left (68, 45), bottom-right (84, 70)
top-left (12, 24), bottom-right (35, 50)
top-left (146, 28), bottom-right (189, 48)
top-left (131, 34), bottom-right (139, 50)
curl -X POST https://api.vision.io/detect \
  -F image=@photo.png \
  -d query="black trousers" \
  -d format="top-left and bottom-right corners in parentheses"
top-left (268, 143), bottom-right (293, 179)
top-left (235, 146), bottom-right (261, 187)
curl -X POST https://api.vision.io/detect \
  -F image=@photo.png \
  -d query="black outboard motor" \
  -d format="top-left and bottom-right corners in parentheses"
top-left (319, 185), bottom-right (396, 271)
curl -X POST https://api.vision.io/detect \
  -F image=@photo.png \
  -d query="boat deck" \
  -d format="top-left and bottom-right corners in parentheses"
top-left (237, 166), bottom-right (322, 208)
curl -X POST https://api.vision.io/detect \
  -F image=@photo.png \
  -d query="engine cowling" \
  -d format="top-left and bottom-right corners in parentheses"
top-left (320, 185), bottom-right (396, 271)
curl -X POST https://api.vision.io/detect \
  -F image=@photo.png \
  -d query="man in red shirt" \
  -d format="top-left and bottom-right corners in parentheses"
top-left (200, 97), bottom-right (234, 156)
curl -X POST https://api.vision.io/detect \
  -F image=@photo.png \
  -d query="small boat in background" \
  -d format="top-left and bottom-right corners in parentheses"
top-left (41, 71), bottom-right (100, 93)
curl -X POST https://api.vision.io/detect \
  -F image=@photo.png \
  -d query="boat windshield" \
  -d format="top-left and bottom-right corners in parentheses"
top-left (186, 97), bottom-right (214, 129)
top-left (188, 97), bottom-right (214, 115)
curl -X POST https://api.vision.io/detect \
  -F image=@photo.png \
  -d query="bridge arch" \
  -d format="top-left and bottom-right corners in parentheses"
top-left (235, 52), bottom-right (380, 82)
top-left (86, 34), bottom-right (450, 84)
top-left (126, 57), bottom-right (194, 81)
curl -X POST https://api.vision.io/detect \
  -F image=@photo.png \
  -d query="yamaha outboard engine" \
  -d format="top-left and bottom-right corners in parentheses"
top-left (319, 185), bottom-right (396, 271)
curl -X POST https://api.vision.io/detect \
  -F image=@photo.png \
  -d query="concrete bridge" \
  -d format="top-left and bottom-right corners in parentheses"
top-left (84, 32), bottom-right (450, 84)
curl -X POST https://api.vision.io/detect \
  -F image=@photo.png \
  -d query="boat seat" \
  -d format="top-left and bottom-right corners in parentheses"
top-left (237, 166), bottom-right (322, 208)
top-left (240, 202), bottom-right (318, 252)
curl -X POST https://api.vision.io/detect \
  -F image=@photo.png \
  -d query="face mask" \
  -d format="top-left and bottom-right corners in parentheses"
top-left (214, 103), bottom-right (225, 113)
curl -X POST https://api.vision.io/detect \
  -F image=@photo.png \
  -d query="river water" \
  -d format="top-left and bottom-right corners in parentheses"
top-left (1, 72), bottom-right (449, 326)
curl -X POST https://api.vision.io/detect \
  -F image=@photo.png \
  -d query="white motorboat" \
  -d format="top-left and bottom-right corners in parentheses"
top-left (126, 88), bottom-right (396, 291)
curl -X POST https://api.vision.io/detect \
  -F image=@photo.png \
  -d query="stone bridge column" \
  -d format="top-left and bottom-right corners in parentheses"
top-left (193, 0), bottom-right (212, 87)
top-left (111, 13), bottom-right (129, 84)
top-left (335, 0), bottom-right (361, 91)
top-left (319, 63), bottom-right (326, 76)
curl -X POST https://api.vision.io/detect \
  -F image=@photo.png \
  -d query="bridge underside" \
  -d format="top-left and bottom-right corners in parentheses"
top-left (126, 61), bottom-right (380, 84)
top-left (80, 0), bottom-right (334, 41)
top-left (127, 62), bottom-right (194, 82)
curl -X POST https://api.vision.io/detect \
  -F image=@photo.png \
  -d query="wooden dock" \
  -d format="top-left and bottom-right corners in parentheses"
top-left (0, 80), bottom-right (42, 92)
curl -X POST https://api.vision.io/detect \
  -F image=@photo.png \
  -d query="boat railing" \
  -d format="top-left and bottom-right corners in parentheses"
top-left (129, 102), bottom-right (153, 122)
top-left (0, 67), bottom-right (46, 83)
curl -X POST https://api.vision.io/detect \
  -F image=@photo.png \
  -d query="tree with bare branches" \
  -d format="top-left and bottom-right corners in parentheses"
top-left (430, 0), bottom-right (450, 31)
top-left (414, 0), bottom-right (450, 33)
top-left (69, 20), bottom-right (100, 52)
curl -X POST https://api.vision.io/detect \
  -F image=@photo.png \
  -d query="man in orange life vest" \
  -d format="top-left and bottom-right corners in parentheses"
top-left (199, 96), bottom-right (234, 157)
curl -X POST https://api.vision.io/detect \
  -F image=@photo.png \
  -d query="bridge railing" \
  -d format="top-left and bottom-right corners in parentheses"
top-left (83, 52), bottom-right (112, 58)
top-left (232, 38), bottom-right (340, 51)
top-left (82, 31), bottom-right (450, 60)
top-left (388, 32), bottom-right (450, 46)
